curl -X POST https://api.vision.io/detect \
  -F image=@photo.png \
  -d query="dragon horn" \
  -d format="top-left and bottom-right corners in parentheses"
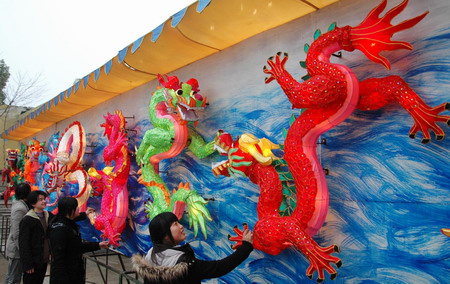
top-left (185, 78), bottom-right (200, 92)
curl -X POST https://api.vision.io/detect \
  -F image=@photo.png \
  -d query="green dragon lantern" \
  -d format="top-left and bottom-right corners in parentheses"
top-left (136, 74), bottom-right (216, 238)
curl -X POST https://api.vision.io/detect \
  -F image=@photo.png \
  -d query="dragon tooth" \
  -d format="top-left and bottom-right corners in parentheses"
top-left (213, 144), bottom-right (226, 154)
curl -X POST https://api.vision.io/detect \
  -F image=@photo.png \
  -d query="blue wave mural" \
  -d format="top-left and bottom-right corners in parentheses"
top-left (67, 4), bottom-right (450, 284)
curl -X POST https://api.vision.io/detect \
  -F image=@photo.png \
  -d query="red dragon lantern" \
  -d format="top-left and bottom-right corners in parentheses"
top-left (214, 0), bottom-right (449, 282)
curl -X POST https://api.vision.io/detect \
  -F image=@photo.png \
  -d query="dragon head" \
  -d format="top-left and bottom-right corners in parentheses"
top-left (101, 111), bottom-right (125, 140)
top-left (157, 74), bottom-right (208, 124)
top-left (101, 110), bottom-right (128, 165)
top-left (27, 139), bottom-right (45, 162)
top-left (43, 160), bottom-right (67, 192)
top-left (5, 149), bottom-right (19, 163)
top-left (212, 131), bottom-right (279, 177)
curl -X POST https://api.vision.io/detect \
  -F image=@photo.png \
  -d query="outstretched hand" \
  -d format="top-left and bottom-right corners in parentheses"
top-left (242, 229), bottom-right (254, 245)
top-left (228, 223), bottom-right (253, 249)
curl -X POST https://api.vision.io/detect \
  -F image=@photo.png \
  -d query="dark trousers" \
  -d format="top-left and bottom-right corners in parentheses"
top-left (23, 262), bottom-right (47, 284)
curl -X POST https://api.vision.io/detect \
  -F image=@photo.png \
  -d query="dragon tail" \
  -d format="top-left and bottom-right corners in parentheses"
top-left (350, 0), bottom-right (428, 69)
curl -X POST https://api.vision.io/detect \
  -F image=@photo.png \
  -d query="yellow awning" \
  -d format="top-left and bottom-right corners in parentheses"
top-left (2, 0), bottom-right (339, 141)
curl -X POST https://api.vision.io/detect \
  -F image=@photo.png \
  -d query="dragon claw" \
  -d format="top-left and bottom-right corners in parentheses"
top-left (436, 135), bottom-right (444, 141)
top-left (421, 138), bottom-right (430, 144)
top-left (409, 133), bottom-right (416, 139)
top-left (333, 245), bottom-right (340, 253)
top-left (264, 52), bottom-right (290, 84)
top-left (445, 102), bottom-right (450, 111)
top-left (317, 277), bottom-right (324, 283)
top-left (228, 223), bottom-right (249, 250)
top-left (336, 260), bottom-right (343, 268)
top-left (307, 274), bottom-right (313, 280)
top-left (330, 273), bottom-right (337, 280)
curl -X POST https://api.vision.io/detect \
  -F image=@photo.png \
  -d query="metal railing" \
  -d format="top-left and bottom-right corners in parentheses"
top-left (0, 187), bottom-right (11, 257)
top-left (84, 249), bottom-right (143, 284)
top-left (0, 214), bottom-right (11, 257)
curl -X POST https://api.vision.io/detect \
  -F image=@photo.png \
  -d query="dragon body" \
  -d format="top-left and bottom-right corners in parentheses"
top-left (214, 132), bottom-right (342, 281)
top-left (1, 149), bottom-right (23, 207)
top-left (214, 0), bottom-right (449, 281)
top-left (41, 132), bottom-right (61, 212)
top-left (136, 74), bottom-right (215, 238)
top-left (44, 121), bottom-right (92, 209)
top-left (88, 110), bottom-right (131, 247)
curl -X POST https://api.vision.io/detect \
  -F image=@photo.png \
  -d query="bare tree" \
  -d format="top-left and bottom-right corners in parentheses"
top-left (0, 71), bottom-right (46, 164)
top-left (2, 71), bottom-right (46, 109)
top-left (1, 71), bottom-right (46, 128)
top-left (0, 59), bottom-right (10, 104)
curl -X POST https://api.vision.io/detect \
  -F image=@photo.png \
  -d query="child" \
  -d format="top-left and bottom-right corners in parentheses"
top-left (133, 212), bottom-right (254, 284)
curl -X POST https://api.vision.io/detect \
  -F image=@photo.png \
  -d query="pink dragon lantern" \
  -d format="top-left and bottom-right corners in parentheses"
top-left (88, 110), bottom-right (131, 247)
top-left (213, 0), bottom-right (449, 282)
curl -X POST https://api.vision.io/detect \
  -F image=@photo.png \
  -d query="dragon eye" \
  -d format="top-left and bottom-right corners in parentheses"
top-left (191, 91), bottom-right (203, 101)
top-left (176, 89), bottom-right (183, 96)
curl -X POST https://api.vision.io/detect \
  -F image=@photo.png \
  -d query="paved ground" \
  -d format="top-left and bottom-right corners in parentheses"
top-left (0, 238), bottom-right (140, 284)
top-left (0, 255), bottom-right (8, 281)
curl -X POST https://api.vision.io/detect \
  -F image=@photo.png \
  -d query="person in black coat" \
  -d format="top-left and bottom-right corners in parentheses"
top-left (132, 212), bottom-right (254, 284)
top-left (48, 197), bottom-right (109, 284)
top-left (19, 190), bottom-right (54, 284)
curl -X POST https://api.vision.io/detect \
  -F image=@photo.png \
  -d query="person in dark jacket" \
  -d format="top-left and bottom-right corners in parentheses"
top-left (47, 197), bottom-right (109, 284)
top-left (4, 183), bottom-right (31, 284)
top-left (132, 212), bottom-right (254, 284)
top-left (19, 190), bottom-right (54, 284)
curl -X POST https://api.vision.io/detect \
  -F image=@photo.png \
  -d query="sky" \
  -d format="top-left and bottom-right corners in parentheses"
top-left (0, 0), bottom-right (197, 107)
